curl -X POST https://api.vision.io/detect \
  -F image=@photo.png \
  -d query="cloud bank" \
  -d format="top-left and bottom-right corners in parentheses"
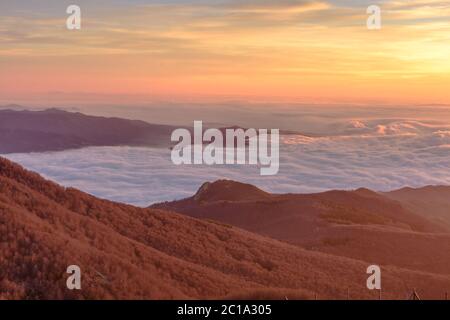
top-left (4, 118), bottom-right (450, 207)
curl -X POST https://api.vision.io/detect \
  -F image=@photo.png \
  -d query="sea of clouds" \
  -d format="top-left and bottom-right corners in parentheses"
top-left (4, 118), bottom-right (450, 207)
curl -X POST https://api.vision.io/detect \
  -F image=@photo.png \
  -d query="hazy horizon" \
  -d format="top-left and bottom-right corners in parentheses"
top-left (4, 106), bottom-right (449, 206)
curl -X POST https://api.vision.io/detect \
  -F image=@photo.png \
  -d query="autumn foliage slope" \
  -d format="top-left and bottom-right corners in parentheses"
top-left (2, 160), bottom-right (450, 299)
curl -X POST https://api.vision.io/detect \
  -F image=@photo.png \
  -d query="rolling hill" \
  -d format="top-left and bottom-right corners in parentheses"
top-left (385, 186), bottom-right (450, 231)
top-left (2, 158), bottom-right (450, 299)
top-left (152, 180), bottom-right (450, 276)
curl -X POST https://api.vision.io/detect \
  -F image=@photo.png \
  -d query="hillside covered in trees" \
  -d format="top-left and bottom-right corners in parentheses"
top-left (1, 158), bottom-right (450, 299)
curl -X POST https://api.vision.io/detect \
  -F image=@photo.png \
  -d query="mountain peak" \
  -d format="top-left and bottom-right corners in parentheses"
top-left (193, 179), bottom-right (271, 203)
top-left (353, 187), bottom-right (380, 197)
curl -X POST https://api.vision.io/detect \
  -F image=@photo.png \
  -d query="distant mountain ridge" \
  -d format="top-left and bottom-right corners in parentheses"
top-left (0, 108), bottom-right (176, 153)
top-left (0, 107), bottom-right (307, 154)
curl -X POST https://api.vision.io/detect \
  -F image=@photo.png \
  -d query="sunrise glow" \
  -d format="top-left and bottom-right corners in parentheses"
top-left (1, 0), bottom-right (449, 105)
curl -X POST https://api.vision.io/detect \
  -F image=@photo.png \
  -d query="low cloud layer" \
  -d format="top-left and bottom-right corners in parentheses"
top-left (5, 118), bottom-right (450, 207)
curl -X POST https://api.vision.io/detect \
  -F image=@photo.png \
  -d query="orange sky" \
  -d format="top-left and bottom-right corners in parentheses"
top-left (1, 0), bottom-right (450, 105)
